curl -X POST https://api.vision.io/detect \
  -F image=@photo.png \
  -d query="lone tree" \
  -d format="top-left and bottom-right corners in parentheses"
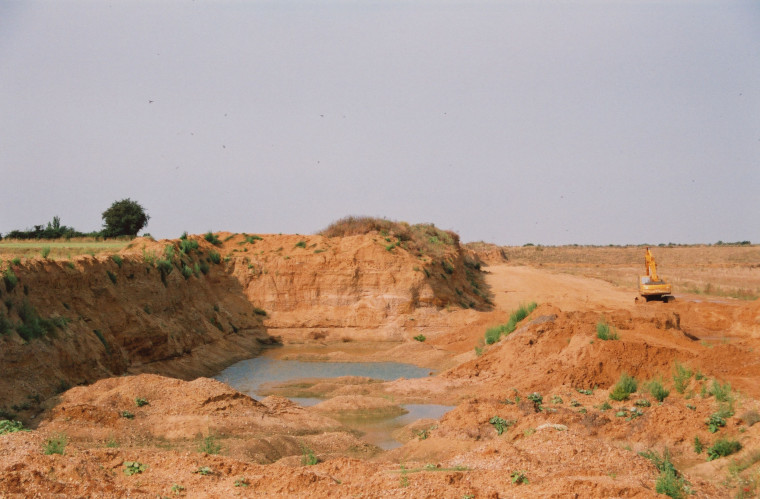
top-left (101, 198), bottom-right (149, 237)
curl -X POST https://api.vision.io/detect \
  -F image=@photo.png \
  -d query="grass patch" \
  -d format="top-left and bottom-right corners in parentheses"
top-left (707, 439), bottom-right (742, 461)
top-left (741, 410), bottom-right (760, 427)
top-left (294, 240), bottom-right (307, 249)
top-left (204, 232), bottom-right (222, 246)
top-left (3, 268), bottom-right (18, 292)
top-left (301, 446), bottom-right (319, 465)
top-left (111, 254), bottom-right (123, 267)
top-left (179, 238), bottom-right (199, 254)
top-left (135, 397), bottom-right (149, 407)
top-left (484, 302), bottom-right (537, 345)
top-left (709, 379), bottom-right (732, 402)
top-left (596, 321), bottom-right (619, 340)
top-left (640, 448), bottom-right (688, 499)
top-left (609, 372), bottom-right (638, 401)
top-left (0, 420), bottom-right (25, 434)
top-left (43, 433), bottom-right (67, 455)
top-left (197, 434), bottom-right (222, 455)
top-left (209, 252), bottom-right (221, 264)
top-left (413, 334), bottom-right (426, 342)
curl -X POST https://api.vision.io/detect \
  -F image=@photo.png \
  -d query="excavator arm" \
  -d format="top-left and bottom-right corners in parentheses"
top-left (638, 247), bottom-right (673, 302)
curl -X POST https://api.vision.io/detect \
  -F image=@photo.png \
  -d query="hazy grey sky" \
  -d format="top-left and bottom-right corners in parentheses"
top-left (2, 1), bottom-right (758, 245)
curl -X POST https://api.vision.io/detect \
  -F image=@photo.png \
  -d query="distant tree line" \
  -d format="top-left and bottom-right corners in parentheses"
top-left (0, 199), bottom-right (149, 240)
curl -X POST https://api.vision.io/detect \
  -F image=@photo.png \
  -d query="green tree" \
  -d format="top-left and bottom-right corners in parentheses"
top-left (101, 199), bottom-right (149, 237)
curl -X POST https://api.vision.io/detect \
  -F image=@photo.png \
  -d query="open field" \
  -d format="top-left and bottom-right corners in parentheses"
top-left (496, 244), bottom-right (760, 300)
top-left (0, 238), bottom-right (132, 261)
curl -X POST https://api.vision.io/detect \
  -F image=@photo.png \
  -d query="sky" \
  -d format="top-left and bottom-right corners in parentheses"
top-left (1, 0), bottom-right (758, 246)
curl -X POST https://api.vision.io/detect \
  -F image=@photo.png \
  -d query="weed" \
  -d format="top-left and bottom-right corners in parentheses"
top-left (510, 470), bottom-right (529, 484)
top-left (706, 413), bottom-right (726, 433)
top-left (43, 433), bottom-right (67, 455)
top-left (484, 302), bottom-right (537, 345)
top-left (93, 329), bottom-right (110, 353)
top-left (209, 252), bottom-right (221, 264)
top-left (596, 321), bottom-right (619, 340)
top-left (609, 372), bottom-right (638, 401)
top-left (672, 362), bottom-right (693, 394)
top-left (197, 434), bottom-right (221, 455)
top-left (124, 461), bottom-right (147, 475)
top-left (111, 255), bottom-right (123, 267)
top-left (244, 234), bottom-right (262, 244)
top-left (253, 307), bottom-right (267, 317)
top-left (179, 239), bottom-right (199, 254)
top-left (11, 257), bottom-right (21, 266)
top-left (301, 446), bottom-right (319, 465)
top-left (164, 244), bottom-right (175, 260)
top-left (577, 388), bottom-right (593, 396)
top-left (598, 401), bottom-right (612, 411)
top-left (41, 246), bottom-right (50, 259)
top-left (120, 410), bottom-right (135, 419)
top-left (234, 478), bottom-right (249, 487)
top-left (646, 378), bottom-right (670, 402)
top-left (707, 439), bottom-right (742, 461)
top-left (156, 259), bottom-right (173, 283)
top-left (199, 261), bottom-right (210, 274)
top-left (106, 436), bottom-right (119, 448)
top-left (135, 397), bottom-right (149, 407)
top-left (3, 268), bottom-right (18, 292)
top-left (489, 416), bottom-right (515, 435)
top-left (204, 232), bottom-right (222, 246)
top-left (181, 264), bottom-right (193, 279)
top-left (0, 420), bottom-right (25, 434)
top-left (171, 483), bottom-right (185, 494)
top-left (195, 466), bottom-right (213, 476)
top-left (295, 240), bottom-right (307, 249)
top-left (551, 395), bottom-right (563, 404)
top-left (640, 449), bottom-right (688, 499)
top-left (527, 392), bottom-right (543, 405)
top-left (413, 334), bottom-right (426, 342)
top-left (709, 380), bottom-right (732, 402)
top-left (693, 436), bottom-right (703, 454)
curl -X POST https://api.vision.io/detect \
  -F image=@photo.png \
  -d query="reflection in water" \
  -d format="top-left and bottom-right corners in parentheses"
top-left (214, 352), bottom-right (453, 449)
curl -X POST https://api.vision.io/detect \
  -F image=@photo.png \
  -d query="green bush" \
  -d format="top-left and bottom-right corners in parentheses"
top-left (41, 246), bottom-right (51, 259)
top-left (484, 302), bottom-right (537, 345)
top-left (0, 420), bottom-right (25, 435)
top-left (199, 261), bottom-right (210, 275)
top-left (706, 413), bottom-right (726, 433)
top-left (693, 436), bottom-right (703, 454)
top-left (489, 416), bottom-right (515, 435)
top-left (3, 269), bottom-right (18, 292)
top-left (135, 397), bottom-right (149, 407)
top-left (123, 461), bottom-right (147, 475)
top-left (596, 321), bottom-right (619, 340)
top-left (181, 265), bottom-right (193, 279)
top-left (209, 252), bottom-right (221, 264)
top-left (301, 446), bottom-right (319, 465)
top-left (101, 198), bottom-right (149, 237)
top-left (106, 270), bottom-right (117, 284)
top-left (672, 362), bottom-right (693, 394)
top-left (609, 372), bottom-right (638, 401)
top-left (197, 434), bottom-right (222, 454)
top-left (179, 239), bottom-right (199, 254)
top-left (707, 439), bottom-right (742, 461)
top-left (295, 240), bottom-right (307, 249)
top-left (253, 307), bottom-right (267, 317)
top-left (646, 378), bottom-right (670, 402)
top-left (111, 255), bottom-right (123, 268)
top-left (640, 449), bottom-right (687, 499)
top-left (204, 232), bottom-right (222, 246)
top-left (413, 334), bottom-right (426, 342)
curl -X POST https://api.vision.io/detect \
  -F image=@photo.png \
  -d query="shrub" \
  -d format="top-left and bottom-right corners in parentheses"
top-left (16, 300), bottom-right (57, 341)
top-left (609, 372), bottom-right (638, 401)
top-left (0, 313), bottom-right (12, 336)
top-left (294, 240), bottom-right (307, 249)
top-left (596, 321), bottom-right (619, 340)
top-left (253, 307), bottom-right (267, 317)
top-left (706, 413), bottom-right (726, 433)
top-left (672, 362), bottom-right (693, 394)
top-left (693, 436), bottom-right (703, 454)
top-left (413, 334), bottom-right (426, 342)
top-left (164, 244), bottom-right (175, 260)
top-left (640, 449), bottom-right (687, 499)
top-left (0, 420), bottom-right (25, 435)
top-left (301, 446), bottom-right (319, 465)
top-left (179, 239), bottom-right (199, 254)
top-left (156, 259), bottom-right (173, 284)
top-left (135, 397), bottom-right (149, 407)
top-left (181, 265), bottom-right (193, 279)
top-left (204, 232), bottom-right (222, 246)
top-left (707, 439), bottom-right (742, 461)
top-left (646, 378), bottom-right (670, 402)
top-left (195, 466), bottom-right (213, 475)
top-left (484, 302), bottom-right (537, 345)
top-left (741, 409), bottom-right (760, 427)
top-left (10, 257), bottom-right (21, 266)
top-left (102, 199), bottom-right (149, 237)
top-left (93, 329), bottom-right (110, 354)
top-left (111, 255), bottom-right (123, 268)
top-left (199, 261), bottom-right (210, 275)
top-left (43, 433), bottom-right (67, 455)
top-left (41, 246), bottom-right (51, 259)
top-left (120, 410), bottom-right (135, 419)
top-left (510, 470), bottom-right (529, 485)
top-left (245, 234), bottom-right (263, 243)
top-left (209, 252), bottom-right (221, 264)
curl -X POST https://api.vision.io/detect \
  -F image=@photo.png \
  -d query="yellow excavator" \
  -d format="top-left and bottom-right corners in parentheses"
top-left (638, 247), bottom-right (674, 302)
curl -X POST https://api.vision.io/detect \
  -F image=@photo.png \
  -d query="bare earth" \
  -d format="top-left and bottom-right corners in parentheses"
top-left (1, 238), bottom-right (759, 498)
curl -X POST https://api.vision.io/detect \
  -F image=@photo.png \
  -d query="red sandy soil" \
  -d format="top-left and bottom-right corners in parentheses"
top-left (1, 235), bottom-right (759, 497)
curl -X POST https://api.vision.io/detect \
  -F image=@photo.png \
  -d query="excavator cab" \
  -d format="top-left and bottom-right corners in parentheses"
top-left (638, 248), bottom-right (674, 302)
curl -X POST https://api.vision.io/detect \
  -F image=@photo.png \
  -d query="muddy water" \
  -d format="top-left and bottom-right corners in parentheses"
top-left (214, 348), bottom-right (453, 449)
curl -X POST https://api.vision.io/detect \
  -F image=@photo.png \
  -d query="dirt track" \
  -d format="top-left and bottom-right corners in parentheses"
top-left (1, 239), bottom-right (759, 497)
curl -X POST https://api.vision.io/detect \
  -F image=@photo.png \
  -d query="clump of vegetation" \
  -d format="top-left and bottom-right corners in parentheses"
top-left (181, 264), bottom-right (193, 279)
top-left (609, 372), bottom-right (638, 401)
top-left (43, 433), bottom-right (68, 455)
top-left (93, 329), bottom-right (110, 353)
top-left (413, 334), bottom-right (426, 342)
top-left (135, 397), bottom-right (149, 407)
top-left (171, 483), bottom-right (186, 494)
top-left (645, 377), bottom-right (670, 402)
top-left (204, 232), bottom-right (222, 246)
top-left (0, 420), bottom-right (25, 435)
top-left (510, 470), bottom-right (529, 485)
top-left (294, 240), bottom-right (307, 249)
top-left (179, 238), bottom-right (199, 254)
top-left (15, 300), bottom-right (63, 341)
top-left (672, 362), bottom-right (693, 394)
top-left (123, 461), bottom-right (147, 476)
top-left (156, 259), bottom-right (173, 284)
top-left (596, 320), bottom-right (619, 340)
top-left (106, 270), bottom-right (117, 284)
top-left (741, 409), bottom-right (760, 427)
top-left (111, 255), bottom-right (123, 267)
top-left (301, 446), bottom-right (319, 466)
top-left (195, 466), bottom-right (213, 476)
top-left (693, 436), bottom-right (704, 454)
top-left (102, 198), bottom-right (150, 237)
top-left (197, 434), bottom-right (222, 455)
top-left (709, 379), bottom-right (732, 402)
top-left (707, 439), bottom-right (742, 461)
top-left (120, 410), bottom-right (135, 420)
top-left (640, 448), bottom-right (688, 499)
top-left (209, 252), bottom-right (221, 264)
top-left (244, 234), bottom-right (263, 244)
top-left (484, 302), bottom-right (537, 344)
top-left (489, 416), bottom-right (515, 435)
top-left (706, 413), bottom-right (727, 433)
top-left (41, 246), bottom-right (51, 259)
top-left (3, 268), bottom-right (18, 292)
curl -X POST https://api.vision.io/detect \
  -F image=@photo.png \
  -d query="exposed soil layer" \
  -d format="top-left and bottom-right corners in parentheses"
top-left (1, 238), bottom-right (759, 497)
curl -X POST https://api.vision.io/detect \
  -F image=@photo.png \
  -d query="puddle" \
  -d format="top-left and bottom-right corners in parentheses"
top-left (214, 349), bottom-right (452, 450)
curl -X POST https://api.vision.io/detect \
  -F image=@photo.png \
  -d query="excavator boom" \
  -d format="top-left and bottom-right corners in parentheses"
top-left (638, 248), bottom-right (673, 302)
